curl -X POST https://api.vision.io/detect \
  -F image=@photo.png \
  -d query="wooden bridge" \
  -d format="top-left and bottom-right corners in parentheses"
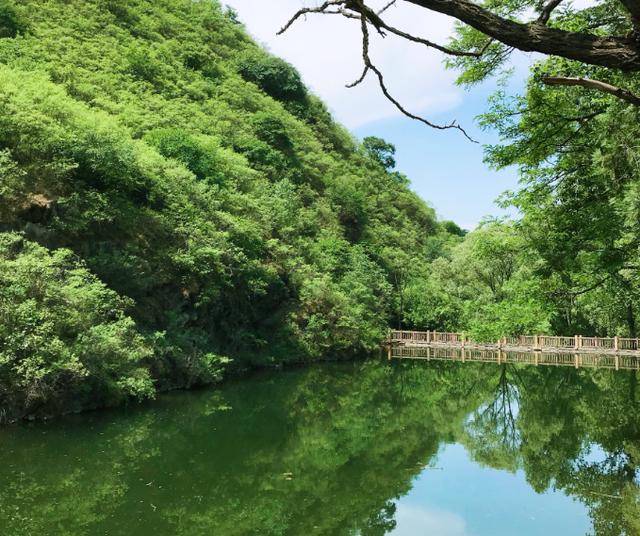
top-left (390, 330), bottom-right (640, 354)
top-left (387, 330), bottom-right (640, 371)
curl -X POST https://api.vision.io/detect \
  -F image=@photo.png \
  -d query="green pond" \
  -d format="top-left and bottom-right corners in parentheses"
top-left (1, 359), bottom-right (639, 535)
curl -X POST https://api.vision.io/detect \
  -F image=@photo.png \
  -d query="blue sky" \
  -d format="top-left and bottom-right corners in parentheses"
top-left (354, 85), bottom-right (520, 229)
top-left (224, 1), bottom-right (527, 229)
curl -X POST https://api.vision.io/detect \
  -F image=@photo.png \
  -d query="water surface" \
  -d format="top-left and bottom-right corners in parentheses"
top-left (1, 359), bottom-right (638, 535)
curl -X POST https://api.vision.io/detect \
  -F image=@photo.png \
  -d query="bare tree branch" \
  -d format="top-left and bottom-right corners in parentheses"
top-left (359, 2), bottom-right (488, 57)
top-left (377, 0), bottom-right (397, 15)
top-left (537, 0), bottom-right (564, 25)
top-left (281, 0), bottom-right (640, 70)
top-left (346, 65), bottom-right (369, 87)
top-left (352, 1), bottom-right (478, 141)
top-left (279, 0), bottom-right (479, 139)
top-left (280, 0), bottom-right (482, 57)
top-left (278, 1), bottom-right (640, 136)
top-left (277, 0), bottom-right (344, 35)
top-left (542, 76), bottom-right (640, 106)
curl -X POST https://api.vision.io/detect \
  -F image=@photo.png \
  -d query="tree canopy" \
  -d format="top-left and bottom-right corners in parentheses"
top-left (278, 0), bottom-right (640, 341)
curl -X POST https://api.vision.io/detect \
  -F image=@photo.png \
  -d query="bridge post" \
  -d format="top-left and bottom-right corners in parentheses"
top-left (614, 336), bottom-right (619, 351)
top-left (426, 330), bottom-right (431, 343)
top-left (574, 335), bottom-right (579, 350)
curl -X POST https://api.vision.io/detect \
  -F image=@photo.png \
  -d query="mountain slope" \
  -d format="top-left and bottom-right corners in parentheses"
top-left (0, 0), bottom-right (454, 419)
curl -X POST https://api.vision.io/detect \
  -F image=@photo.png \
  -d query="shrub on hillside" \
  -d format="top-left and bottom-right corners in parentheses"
top-left (238, 52), bottom-right (306, 103)
top-left (0, 1), bottom-right (25, 39)
top-left (0, 233), bottom-right (155, 421)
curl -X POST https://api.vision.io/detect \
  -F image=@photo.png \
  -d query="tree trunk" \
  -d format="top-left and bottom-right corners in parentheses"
top-left (627, 303), bottom-right (636, 338)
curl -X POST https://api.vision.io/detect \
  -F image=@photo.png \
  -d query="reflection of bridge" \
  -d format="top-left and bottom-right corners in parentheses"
top-left (388, 330), bottom-right (640, 370)
top-left (390, 345), bottom-right (640, 370)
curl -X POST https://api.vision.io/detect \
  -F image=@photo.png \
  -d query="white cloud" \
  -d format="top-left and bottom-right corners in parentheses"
top-left (223, 1), bottom-right (463, 128)
top-left (391, 504), bottom-right (472, 536)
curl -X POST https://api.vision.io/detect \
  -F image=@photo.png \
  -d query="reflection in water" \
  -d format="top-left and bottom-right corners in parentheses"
top-left (393, 503), bottom-right (469, 536)
top-left (0, 360), bottom-right (639, 535)
top-left (392, 345), bottom-right (640, 370)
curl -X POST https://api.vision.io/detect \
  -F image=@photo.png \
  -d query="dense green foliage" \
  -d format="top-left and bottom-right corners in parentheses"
top-left (0, 0), bottom-right (459, 419)
top-left (3, 0), bottom-right (638, 418)
top-left (478, 77), bottom-right (640, 337)
top-left (0, 233), bottom-right (154, 418)
top-left (403, 220), bottom-right (552, 340)
top-left (399, 0), bottom-right (640, 341)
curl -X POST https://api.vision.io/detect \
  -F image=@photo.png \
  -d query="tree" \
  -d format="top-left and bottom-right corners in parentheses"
top-left (0, 233), bottom-right (154, 421)
top-left (0, 1), bottom-right (25, 38)
top-left (279, 2), bottom-right (640, 339)
top-left (402, 220), bottom-right (553, 339)
top-left (362, 136), bottom-right (396, 170)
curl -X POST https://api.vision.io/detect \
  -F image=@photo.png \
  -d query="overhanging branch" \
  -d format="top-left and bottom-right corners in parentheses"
top-left (352, 2), bottom-right (478, 141)
top-left (541, 76), bottom-right (640, 106)
top-left (278, 0), bottom-right (479, 139)
top-left (406, 0), bottom-right (640, 70)
top-left (277, 0), bottom-right (640, 136)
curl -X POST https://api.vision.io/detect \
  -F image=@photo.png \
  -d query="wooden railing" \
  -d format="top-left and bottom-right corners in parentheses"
top-left (389, 330), bottom-right (640, 355)
top-left (539, 336), bottom-right (575, 349)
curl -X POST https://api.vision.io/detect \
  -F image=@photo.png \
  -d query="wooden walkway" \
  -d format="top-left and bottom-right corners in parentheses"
top-left (387, 330), bottom-right (640, 370)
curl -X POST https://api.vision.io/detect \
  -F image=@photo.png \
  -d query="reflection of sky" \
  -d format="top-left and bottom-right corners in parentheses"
top-left (393, 504), bottom-right (469, 536)
top-left (391, 444), bottom-right (591, 536)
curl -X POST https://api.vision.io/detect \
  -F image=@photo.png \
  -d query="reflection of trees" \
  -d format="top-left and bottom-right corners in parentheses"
top-left (0, 361), bottom-right (487, 535)
top-left (1, 362), bottom-right (639, 535)
top-left (553, 371), bottom-right (640, 536)
top-left (360, 500), bottom-right (397, 536)
top-left (463, 365), bottom-right (521, 471)
top-left (464, 366), bottom-right (640, 535)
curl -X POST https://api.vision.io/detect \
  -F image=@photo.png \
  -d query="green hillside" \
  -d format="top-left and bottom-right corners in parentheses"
top-left (0, 0), bottom-right (457, 419)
